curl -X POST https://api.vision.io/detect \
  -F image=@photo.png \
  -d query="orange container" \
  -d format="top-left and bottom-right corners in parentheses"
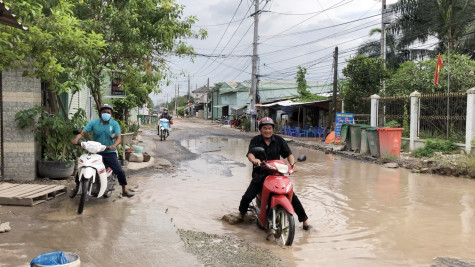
top-left (376, 127), bottom-right (404, 158)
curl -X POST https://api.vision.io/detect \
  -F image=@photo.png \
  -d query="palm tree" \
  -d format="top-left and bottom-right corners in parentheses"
top-left (390, 0), bottom-right (475, 57)
top-left (357, 28), bottom-right (433, 69)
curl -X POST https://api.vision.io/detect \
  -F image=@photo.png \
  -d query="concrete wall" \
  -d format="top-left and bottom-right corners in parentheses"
top-left (2, 68), bottom-right (41, 181)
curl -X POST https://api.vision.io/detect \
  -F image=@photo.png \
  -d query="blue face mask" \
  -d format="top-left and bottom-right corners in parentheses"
top-left (101, 113), bottom-right (111, 121)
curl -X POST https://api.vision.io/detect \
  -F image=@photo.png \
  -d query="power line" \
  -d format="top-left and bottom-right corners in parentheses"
top-left (193, 2), bottom-right (254, 76)
top-left (192, 0), bottom-right (243, 76)
top-left (261, 0), bottom-right (355, 43)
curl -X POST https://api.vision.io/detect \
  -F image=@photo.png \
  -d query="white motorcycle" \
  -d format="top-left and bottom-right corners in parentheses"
top-left (71, 141), bottom-right (116, 214)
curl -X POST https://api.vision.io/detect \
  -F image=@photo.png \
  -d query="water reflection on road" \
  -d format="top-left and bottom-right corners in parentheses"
top-left (147, 137), bottom-right (475, 266)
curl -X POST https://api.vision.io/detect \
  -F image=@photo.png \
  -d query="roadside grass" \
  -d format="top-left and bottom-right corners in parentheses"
top-left (412, 138), bottom-right (460, 158)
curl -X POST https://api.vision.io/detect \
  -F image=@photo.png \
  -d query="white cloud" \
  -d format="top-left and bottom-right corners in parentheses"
top-left (151, 0), bottom-right (399, 103)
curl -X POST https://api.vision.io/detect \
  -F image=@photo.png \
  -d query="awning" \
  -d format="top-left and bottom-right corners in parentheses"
top-left (231, 105), bottom-right (247, 110)
top-left (259, 99), bottom-right (329, 107)
top-left (213, 105), bottom-right (228, 109)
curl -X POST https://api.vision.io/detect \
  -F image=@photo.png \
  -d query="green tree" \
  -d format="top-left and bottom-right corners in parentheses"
top-left (2, 0), bottom-right (106, 117)
top-left (390, 0), bottom-right (475, 57)
top-left (357, 28), bottom-right (435, 69)
top-left (293, 66), bottom-right (326, 102)
top-left (386, 53), bottom-right (475, 95)
top-left (73, 0), bottom-right (206, 115)
top-left (341, 55), bottom-right (389, 113)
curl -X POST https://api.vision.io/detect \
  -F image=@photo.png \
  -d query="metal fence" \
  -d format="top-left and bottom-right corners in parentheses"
top-left (352, 98), bottom-right (371, 125)
top-left (419, 92), bottom-right (467, 141)
top-left (378, 96), bottom-right (411, 135)
top-left (347, 92), bottom-right (467, 141)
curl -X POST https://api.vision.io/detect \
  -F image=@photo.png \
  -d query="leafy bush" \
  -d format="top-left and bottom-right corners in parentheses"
top-left (383, 120), bottom-right (400, 127)
top-left (129, 123), bottom-right (140, 134)
top-left (412, 138), bottom-right (460, 158)
top-left (178, 106), bottom-right (186, 116)
top-left (242, 117), bottom-right (251, 132)
top-left (15, 107), bottom-right (88, 162)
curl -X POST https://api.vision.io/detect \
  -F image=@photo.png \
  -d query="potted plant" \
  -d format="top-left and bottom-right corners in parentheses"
top-left (129, 123), bottom-right (140, 139)
top-left (15, 107), bottom-right (88, 179)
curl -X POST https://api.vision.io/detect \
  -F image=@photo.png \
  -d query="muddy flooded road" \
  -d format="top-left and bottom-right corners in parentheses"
top-left (148, 134), bottom-right (475, 267)
top-left (2, 119), bottom-right (475, 266)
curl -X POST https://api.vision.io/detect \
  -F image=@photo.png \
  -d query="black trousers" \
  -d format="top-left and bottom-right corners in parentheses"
top-left (239, 179), bottom-right (308, 222)
top-left (99, 152), bottom-right (127, 186)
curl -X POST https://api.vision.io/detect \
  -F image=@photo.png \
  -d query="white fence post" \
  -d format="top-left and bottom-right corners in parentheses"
top-left (410, 91), bottom-right (421, 150)
top-left (370, 94), bottom-right (380, 127)
top-left (466, 88), bottom-right (475, 154)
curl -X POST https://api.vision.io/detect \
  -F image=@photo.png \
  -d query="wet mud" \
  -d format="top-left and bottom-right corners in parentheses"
top-left (2, 119), bottom-right (475, 267)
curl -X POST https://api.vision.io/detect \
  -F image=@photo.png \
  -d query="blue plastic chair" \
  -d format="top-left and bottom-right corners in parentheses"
top-left (308, 127), bottom-right (317, 137)
top-left (297, 127), bottom-right (307, 138)
top-left (287, 126), bottom-right (298, 137)
top-left (317, 126), bottom-right (327, 138)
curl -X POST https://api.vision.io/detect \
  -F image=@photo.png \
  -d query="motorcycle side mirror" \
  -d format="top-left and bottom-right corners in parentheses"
top-left (297, 155), bottom-right (307, 162)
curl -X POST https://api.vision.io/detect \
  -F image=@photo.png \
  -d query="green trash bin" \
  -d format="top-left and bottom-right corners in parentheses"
top-left (349, 124), bottom-right (361, 151)
top-left (339, 123), bottom-right (351, 149)
top-left (360, 128), bottom-right (369, 155)
top-left (349, 124), bottom-right (371, 152)
top-left (366, 127), bottom-right (379, 157)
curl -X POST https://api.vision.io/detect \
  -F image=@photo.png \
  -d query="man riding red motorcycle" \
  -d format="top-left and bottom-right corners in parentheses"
top-left (238, 117), bottom-right (311, 231)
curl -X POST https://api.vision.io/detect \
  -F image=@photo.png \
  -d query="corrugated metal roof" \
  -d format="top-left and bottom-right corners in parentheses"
top-left (260, 99), bottom-right (330, 107)
top-left (0, 2), bottom-right (27, 30)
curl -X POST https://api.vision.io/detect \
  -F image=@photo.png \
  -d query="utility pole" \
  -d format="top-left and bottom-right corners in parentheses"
top-left (174, 85), bottom-right (177, 116)
top-left (249, 0), bottom-right (260, 132)
top-left (331, 46), bottom-right (338, 129)
top-left (381, 0), bottom-right (387, 93)
top-left (206, 78), bottom-right (210, 120)
top-left (188, 73), bottom-right (191, 102)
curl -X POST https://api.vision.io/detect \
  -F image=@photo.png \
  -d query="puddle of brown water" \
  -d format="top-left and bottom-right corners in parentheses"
top-left (144, 137), bottom-right (475, 267)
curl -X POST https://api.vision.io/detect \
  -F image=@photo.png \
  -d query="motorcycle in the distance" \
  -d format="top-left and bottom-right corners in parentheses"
top-left (248, 147), bottom-right (306, 246)
top-left (71, 140), bottom-right (116, 214)
top-left (158, 118), bottom-right (171, 141)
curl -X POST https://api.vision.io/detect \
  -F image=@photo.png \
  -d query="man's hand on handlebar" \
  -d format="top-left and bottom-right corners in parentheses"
top-left (252, 159), bottom-right (261, 166)
top-left (108, 144), bottom-right (116, 151)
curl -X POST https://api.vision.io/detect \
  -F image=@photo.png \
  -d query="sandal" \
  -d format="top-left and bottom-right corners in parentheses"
top-left (303, 224), bottom-right (312, 231)
top-left (122, 191), bottom-right (135, 198)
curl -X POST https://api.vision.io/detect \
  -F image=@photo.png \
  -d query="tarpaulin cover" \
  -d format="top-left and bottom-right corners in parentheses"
top-left (30, 251), bottom-right (69, 266)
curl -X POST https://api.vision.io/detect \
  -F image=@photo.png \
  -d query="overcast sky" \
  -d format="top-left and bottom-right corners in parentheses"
top-left (151, 0), bottom-right (398, 105)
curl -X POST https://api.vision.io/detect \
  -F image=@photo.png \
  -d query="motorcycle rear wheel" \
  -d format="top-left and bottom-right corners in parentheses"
top-left (77, 179), bottom-right (90, 214)
top-left (272, 206), bottom-right (295, 246)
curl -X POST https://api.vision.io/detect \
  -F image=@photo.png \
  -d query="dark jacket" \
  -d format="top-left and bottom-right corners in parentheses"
top-left (247, 134), bottom-right (292, 183)
top-left (159, 113), bottom-right (172, 121)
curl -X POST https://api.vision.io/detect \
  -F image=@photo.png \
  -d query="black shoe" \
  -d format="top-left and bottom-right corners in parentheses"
top-left (303, 224), bottom-right (312, 231)
top-left (69, 186), bottom-right (79, 198)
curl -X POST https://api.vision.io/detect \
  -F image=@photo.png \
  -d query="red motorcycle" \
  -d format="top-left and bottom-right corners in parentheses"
top-left (249, 147), bottom-right (306, 246)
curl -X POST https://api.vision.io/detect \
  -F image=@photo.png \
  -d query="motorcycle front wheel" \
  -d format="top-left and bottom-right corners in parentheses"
top-left (273, 206), bottom-right (295, 246)
top-left (160, 129), bottom-right (164, 141)
top-left (77, 178), bottom-right (90, 214)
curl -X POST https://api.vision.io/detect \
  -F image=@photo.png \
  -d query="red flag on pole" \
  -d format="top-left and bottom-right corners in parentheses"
top-left (434, 53), bottom-right (443, 85)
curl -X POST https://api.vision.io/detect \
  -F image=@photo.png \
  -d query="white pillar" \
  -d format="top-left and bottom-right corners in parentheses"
top-left (410, 91), bottom-right (421, 150)
top-left (370, 94), bottom-right (380, 127)
top-left (466, 88), bottom-right (475, 154)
